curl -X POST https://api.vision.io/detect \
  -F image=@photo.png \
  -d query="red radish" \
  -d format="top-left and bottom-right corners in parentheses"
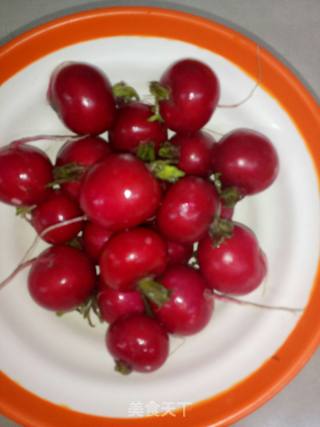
top-left (98, 287), bottom-right (145, 323)
top-left (170, 131), bottom-right (215, 176)
top-left (0, 144), bottom-right (53, 206)
top-left (153, 58), bottom-right (220, 132)
top-left (28, 246), bottom-right (96, 311)
top-left (106, 314), bottom-right (169, 373)
top-left (198, 222), bottom-right (267, 295)
top-left (55, 136), bottom-right (112, 199)
top-left (213, 129), bottom-right (279, 195)
top-left (82, 222), bottom-right (113, 260)
top-left (167, 240), bottom-right (193, 266)
top-left (151, 265), bottom-right (214, 335)
top-left (109, 102), bottom-right (167, 152)
top-left (80, 154), bottom-right (161, 230)
top-left (31, 191), bottom-right (83, 244)
top-left (157, 176), bottom-right (220, 243)
top-left (100, 227), bottom-right (167, 291)
top-left (48, 62), bottom-right (116, 135)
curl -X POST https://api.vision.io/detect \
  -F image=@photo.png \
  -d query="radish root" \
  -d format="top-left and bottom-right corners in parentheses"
top-left (0, 215), bottom-right (86, 291)
top-left (213, 291), bottom-right (304, 314)
top-left (217, 44), bottom-right (262, 109)
top-left (204, 128), bottom-right (225, 137)
top-left (10, 134), bottom-right (78, 148)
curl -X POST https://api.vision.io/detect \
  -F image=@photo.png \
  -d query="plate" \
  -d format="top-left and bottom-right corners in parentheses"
top-left (0, 6), bottom-right (319, 427)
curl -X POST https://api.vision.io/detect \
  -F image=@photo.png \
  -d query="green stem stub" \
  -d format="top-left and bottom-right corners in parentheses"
top-left (57, 295), bottom-right (101, 327)
top-left (49, 162), bottom-right (85, 187)
top-left (209, 218), bottom-right (234, 248)
top-left (115, 359), bottom-right (132, 375)
top-left (112, 81), bottom-right (140, 103)
top-left (141, 294), bottom-right (155, 318)
top-left (148, 104), bottom-right (163, 123)
top-left (149, 81), bottom-right (171, 102)
top-left (212, 172), bottom-right (222, 193)
top-left (158, 141), bottom-right (180, 160)
top-left (16, 206), bottom-right (34, 217)
top-left (136, 142), bottom-right (156, 163)
top-left (148, 81), bottom-right (170, 122)
top-left (149, 160), bottom-right (185, 183)
top-left (212, 173), bottom-right (243, 208)
top-left (67, 237), bottom-right (83, 250)
top-left (138, 278), bottom-right (171, 308)
top-left (220, 186), bottom-right (243, 208)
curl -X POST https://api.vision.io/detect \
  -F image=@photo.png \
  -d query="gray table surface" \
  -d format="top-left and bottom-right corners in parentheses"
top-left (0, 1), bottom-right (319, 426)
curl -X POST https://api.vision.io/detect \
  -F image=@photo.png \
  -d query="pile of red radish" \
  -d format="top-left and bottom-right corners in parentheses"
top-left (0, 59), bottom-right (279, 374)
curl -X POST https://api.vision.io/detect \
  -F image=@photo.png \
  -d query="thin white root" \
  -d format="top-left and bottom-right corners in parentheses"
top-left (213, 291), bottom-right (304, 314)
top-left (217, 44), bottom-right (262, 109)
top-left (0, 215), bottom-right (86, 291)
top-left (169, 337), bottom-right (186, 357)
top-left (11, 134), bottom-right (78, 148)
top-left (0, 258), bottom-right (36, 291)
top-left (39, 215), bottom-right (86, 239)
top-left (204, 128), bottom-right (225, 138)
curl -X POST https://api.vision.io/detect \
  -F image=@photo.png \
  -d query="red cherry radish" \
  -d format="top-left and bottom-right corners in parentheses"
top-left (55, 136), bottom-right (112, 199)
top-left (98, 288), bottom-right (145, 323)
top-left (106, 314), bottom-right (169, 373)
top-left (109, 102), bottom-right (167, 152)
top-left (0, 144), bottom-right (53, 206)
top-left (28, 246), bottom-right (96, 311)
top-left (213, 129), bottom-right (279, 195)
top-left (155, 58), bottom-right (220, 132)
top-left (31, 191), bottom-right (83, 244)
top-left (198, 223), bottom-right (267, 295)
top-left (167, 240), bottom-right (193, 266)
top-left (80, 154), bottom-right (161, 230)
top-left (157, 176), bottom-right (220, 243)
top-left (171, 131), bottom-right (215, 176)
top-left (100, 227), bottom-right (167, 291)
top-left (48, 62), bottom-right (116, 135)
top-left (82, 222), bottom-right (113, 260)
top-left (152, 265), bottom-right (214, 335)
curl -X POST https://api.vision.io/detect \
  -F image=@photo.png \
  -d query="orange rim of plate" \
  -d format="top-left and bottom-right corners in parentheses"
top-left (0, 6), bottom-right (319, 427)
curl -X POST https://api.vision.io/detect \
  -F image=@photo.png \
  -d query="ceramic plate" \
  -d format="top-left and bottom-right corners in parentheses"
top-left (0, 6), bottom-right (319, 427)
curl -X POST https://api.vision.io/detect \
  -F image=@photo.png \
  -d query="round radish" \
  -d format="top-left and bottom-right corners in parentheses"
top-left (48, 62), bottom-right (116, 135)
top-left (106, 314), bottom-right (169, 373)
top-left (28, 246), bottom-right (96, 311)
top-left (80, 154), bottom-right (161, 230)
top-left (0, 144), bottom-right (53, 206)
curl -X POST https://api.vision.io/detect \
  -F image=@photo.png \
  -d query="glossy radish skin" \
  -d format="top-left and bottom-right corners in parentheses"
top-left (48, 62), bottom-right (116, 135)
top-left (159, 59), bottom-right (220, 132)
top-left (153, 265), bottom-right (214, 335)
top-left (157, 176), bottom-right (220, 243)
top-left (109, 102), bottom-right (167, 152)
top-left (171, 131), bottom-right (215, 176)
top-left (28, 246), bottom-right (96, 311)
top-left (0, 144), bottom-right (53, 206)
top-left (198, 223), bottom-right (267, 295)
top-left (100, 227), bottom-right (167, 291)
top-left (56, 136), bottom-right (112, 199)
top-left (167, 240), bottom-right (193, 266)
top-left (98, 288), bottom-right (145, 323)
top-left (106, 314), bottom-right (169, 373)
top-left (80, 154), bottom-right (161, 230)
top-left (213, 129), bottom-right (279, 195)
top-left (82, 222), bottom-right (113, 260)
top-left (31, 191), bottom-right (83, 244)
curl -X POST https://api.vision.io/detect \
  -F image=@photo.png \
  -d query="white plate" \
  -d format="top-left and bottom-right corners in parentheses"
top-left (0, 7), bottom-right (319, 427)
